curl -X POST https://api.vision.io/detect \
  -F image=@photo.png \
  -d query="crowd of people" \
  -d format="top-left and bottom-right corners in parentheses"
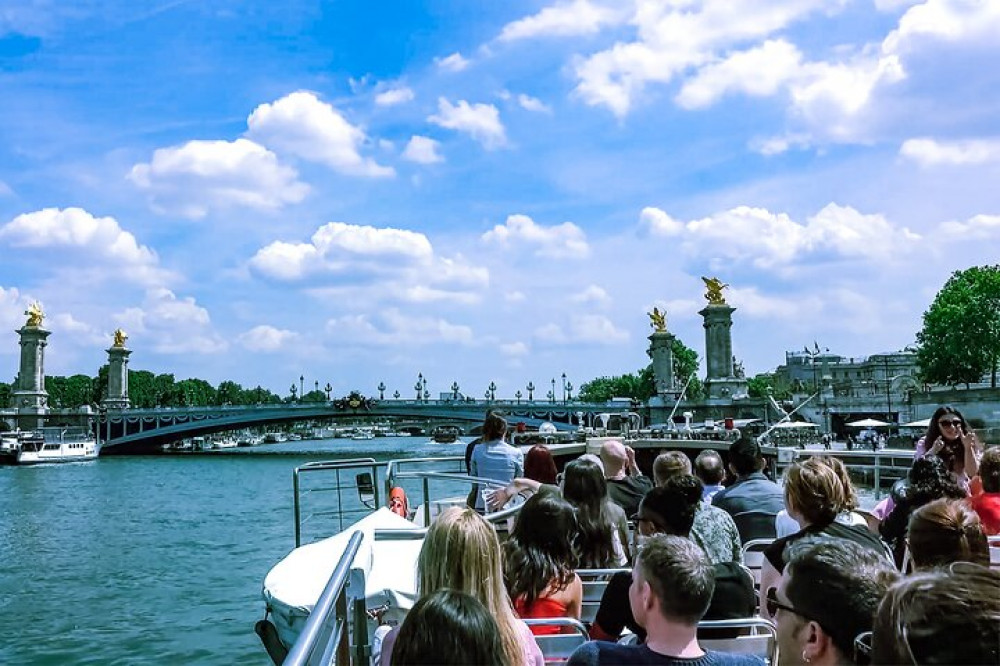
top-left (382, 408), bottom-right (999, 665)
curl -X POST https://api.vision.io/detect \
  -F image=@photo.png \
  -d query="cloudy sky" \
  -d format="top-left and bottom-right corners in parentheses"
top-left (0, 0), bottom-right (997, 400)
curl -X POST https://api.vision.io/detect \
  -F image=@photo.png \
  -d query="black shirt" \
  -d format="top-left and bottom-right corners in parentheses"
top-left (763, 521), bottom-right (888, 573)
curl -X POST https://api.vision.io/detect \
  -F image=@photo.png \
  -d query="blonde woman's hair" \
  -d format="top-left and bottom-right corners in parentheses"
top-left (817, 455), bottom-right (859, 511)
top-left (418, 507), bottom-right (524, 665)
top-left (784, 456), bottom-right (847, 526)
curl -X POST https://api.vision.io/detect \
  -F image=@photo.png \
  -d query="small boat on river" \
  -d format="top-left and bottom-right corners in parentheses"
top-left (0, 427), bottom-right (98, 465)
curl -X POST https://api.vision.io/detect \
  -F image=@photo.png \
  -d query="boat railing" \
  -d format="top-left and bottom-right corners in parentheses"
top-left (294, 458), bottom-right (384, 547)
top-left (388, 466), bottom-right (517, 526)
top-left (283, 530), bottom-right (367, 666)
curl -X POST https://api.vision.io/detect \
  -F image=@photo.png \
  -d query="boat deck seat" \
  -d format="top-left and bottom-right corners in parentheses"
top-left (576, 568), bottom-right (631, 625)
top-left (698, 618), bottom-right (778, 666)
top-left (523, 618), bottom-right (590, 664)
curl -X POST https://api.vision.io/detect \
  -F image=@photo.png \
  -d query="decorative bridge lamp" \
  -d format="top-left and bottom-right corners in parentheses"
top-left (378, 381), bottom-right (386, 400)
top-left (324, 383), bottom-right (332, 401)
top-left (290, 384), bottom-right (298, 403)
top-left (393, 390), bottom-right (400, 400)
top-left (415, 374), bottom-right (423, 402)
top-left (451, 382), bottom-right (460, 400)
top-left (527, 381), bottom-right (534, 401)
top-left (488, 381), bottom-right (497, 402)
top-left (515, 390), bottom-right (522, 405)
top-left (566, 381), bottom-right (573, 402)
top-left (561, 373), bottom-right (567, 403)
top-left (299, 375), bottom-right (304, 399)
top-left (550, 378), bottom-right (556, 404)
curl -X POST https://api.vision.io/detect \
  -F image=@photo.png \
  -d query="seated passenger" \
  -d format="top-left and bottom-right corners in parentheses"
top-left (390, 589), bottom-right (504, 665)
top-left (872, 563), bottom-right (1000, 665)
top-left (377, 507), bottom-right (542, 666)
top-left (712, 438), bottom-right (784, 518)
top-left (880, 456), bottom-right (967, 567)
top-left (504, 491), bottom-right (583, 634)
top-left (654, 451), bottom-right (741, 564)
top-left (906, 497), bottom-right (989, 569)
top-left (772, 538), bottom-right (899, 666)
top-left (970, 445), bottom-right (1000, 535)
top-left (601, 439), bottom-right (654, 518)
top-left (567, 535), bottom-right (763, 666)
top-left (562, 457), bottom-right (630, 567)
top-left (695, 449), bottom-right (726, 503)
top-left (470, 411), bottom-right (523, 512)
top-left (589, 476), bottom-right (755, 643)
top-left (761, 457), bottom-right (887, 620)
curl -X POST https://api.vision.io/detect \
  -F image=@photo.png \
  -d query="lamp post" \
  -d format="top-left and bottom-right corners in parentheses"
top-left (378, 381), bottom-right (386, 401)
top-left (451, 382), bottom-right (460, 400)
top-left (561, 373), bottom-right (567, 404)
top-left (324, 383), bottom-right (332, 401)
top-left (422, 376), bottom-right (428, 401)
top-left (290, 384), bottom-right (297, 403)
top-left (566, 381), bottom-right (573, 402)
top-left (300, 375), bottom-right (304, 400)
top-left (488, 381), bottom-right (497, 402)
top-left (526, 381), bottom-right (534, 401)
top-left (393, 390), bottom-right (400, 400)
top-left (415, 374), bottom-right (423, 402)
top-left (515, 390), bottom-right (522, 405)
top-left (551, 378), bottom-right (556, 404)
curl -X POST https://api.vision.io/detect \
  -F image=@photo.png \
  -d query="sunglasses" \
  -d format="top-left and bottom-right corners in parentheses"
top-left (938, 419), bottom-right (962, 428)
top-left (853, 631), bottom-right (872, 666)
top-left (765, 587), bottom-right (810, 619)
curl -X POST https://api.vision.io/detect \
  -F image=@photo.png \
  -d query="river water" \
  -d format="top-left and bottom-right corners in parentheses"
top-left (0, 437), bottom-right (465, 666)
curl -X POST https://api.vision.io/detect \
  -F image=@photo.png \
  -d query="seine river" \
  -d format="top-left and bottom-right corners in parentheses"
top-left (0, 436), bottom-right (464, 666)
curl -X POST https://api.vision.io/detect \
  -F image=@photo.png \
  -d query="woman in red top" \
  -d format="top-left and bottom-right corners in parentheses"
top-left (503, 490), bottom-right (582, 634)
top-left (971, 446), bottom-right (1000, 535)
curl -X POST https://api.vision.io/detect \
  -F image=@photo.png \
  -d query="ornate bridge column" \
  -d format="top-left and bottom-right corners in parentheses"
top-left (13, 303), bottom-right (50, 430)
top-left (648, 329), bottom-right (677, 398)
top-left (699, 278), bottom-right (747, 400)
top-left (103, 329), bottom-right (131, 410)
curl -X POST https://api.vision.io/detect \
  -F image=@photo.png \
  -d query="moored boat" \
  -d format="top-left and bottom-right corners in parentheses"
top-left (0, 427), bottom-right (99, 465)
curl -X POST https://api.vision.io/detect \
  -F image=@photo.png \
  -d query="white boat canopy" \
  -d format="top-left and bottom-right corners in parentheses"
top-left (846, 418), bottom-right (890, 427)
top-left (899, 418), bottom-right (931, 428)
top-left (772, 421), bottom-right (819, 428)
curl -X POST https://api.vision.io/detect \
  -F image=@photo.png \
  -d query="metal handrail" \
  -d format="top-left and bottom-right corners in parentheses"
top-left (284, 530), bottom-right (365, 666)
top-left (384, 456), bottom-right (465, 496)
top-left (389, 469), bottom-right (513, 525)
top-left (294, 458), bottom-right (381, 547)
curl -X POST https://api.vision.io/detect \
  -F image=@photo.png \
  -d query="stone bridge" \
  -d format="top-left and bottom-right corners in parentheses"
top-left (97, 400), bottom-right (639, 454)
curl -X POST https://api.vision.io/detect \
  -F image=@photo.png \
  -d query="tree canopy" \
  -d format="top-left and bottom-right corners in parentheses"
top-left (916, 265), bottom-right (1000, 388)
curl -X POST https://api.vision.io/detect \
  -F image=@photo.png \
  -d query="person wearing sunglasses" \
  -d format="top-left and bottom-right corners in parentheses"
top-left (914, 406), bottom-right (982, 489)
top-left (770, 538), bottom-right (899, 666)
top-left (871, 562), bottom-right (1000, 665)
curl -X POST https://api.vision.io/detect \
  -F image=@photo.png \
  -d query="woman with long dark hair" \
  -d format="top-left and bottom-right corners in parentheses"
top-left (914, 405), bottom-right (982, 487)
top-left (561, 457), bottom-right (630, 567)
top-left (503, 491), bottom-right (582, 635)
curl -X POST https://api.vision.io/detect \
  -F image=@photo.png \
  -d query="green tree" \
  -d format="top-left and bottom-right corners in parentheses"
top-left (216, 380), bottom-right (244, 405)
top-left (916, 265), bottom-right (1000, 388)
top-left (671, 338), bottom-right (704, 399)
top-left (128, 370), bottom-right (157, 407)
top-left (176, 378), bottom-right (216, 406)
top-left (0, 381), bottom-right (10, 409)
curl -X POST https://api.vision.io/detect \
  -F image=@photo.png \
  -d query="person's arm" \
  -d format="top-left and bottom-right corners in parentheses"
top-left (563, 573), bottom-right (583, 620)
top-left (625, 445), bottom-right (641, 477)
top-left (962, 429), bottom-right (982, 478)
top-left (486, 478), bottom-right (543, 511)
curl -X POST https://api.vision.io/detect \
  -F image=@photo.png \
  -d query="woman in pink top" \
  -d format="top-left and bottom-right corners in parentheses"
top-left (914, 406), bottom-right (983, 490)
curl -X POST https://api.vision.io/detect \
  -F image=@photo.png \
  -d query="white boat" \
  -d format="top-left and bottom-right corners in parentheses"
top-left (0, 428), bottom-right (99, 465)
top-left (351, 429), bottom-right (375, 440)
top-left (215, 437), bottom-right (239, 449)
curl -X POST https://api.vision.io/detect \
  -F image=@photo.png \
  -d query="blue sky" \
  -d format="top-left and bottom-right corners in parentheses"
top-left (1, 0), bottom-right (998, 399)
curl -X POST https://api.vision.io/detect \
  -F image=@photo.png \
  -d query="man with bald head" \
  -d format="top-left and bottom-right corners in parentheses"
top-left (601, 439), bottom-right (653, 518)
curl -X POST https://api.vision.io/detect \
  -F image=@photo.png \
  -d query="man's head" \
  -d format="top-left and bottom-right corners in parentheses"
top-left (774, 538), bottom-right (899, 666)
top-left (653, 450), bottom-right (691, 486)
top-left (629, 535), bottom-right (714, 630)
top-left (599, 439), bottom-right (628, 479)
top-left (636, 475), bottom-right (703, 538)
top-left (728, 437), bottom-right (762, 477)
top-left (694, 449), bottom-right (725, 486)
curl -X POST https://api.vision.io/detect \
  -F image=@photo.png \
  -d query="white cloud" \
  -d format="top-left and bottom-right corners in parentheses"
top-left (517, 94), bottom-right (552, 113)
top-left (500, 341), bottom-right (530, 357)
top-left (571, 284), bottom-right (611, 305)
top-left (675, 39), bottom-right (803, 109)
top-left (237, 325), bottom-right (298, 352)
top-left (435, 52), bottom-right (470, 72)
top-left (505, 291), bottom-right (526, 303)
top-left (900, 137), bottom-right (1000, 166)
top-left (939, 214), bottom-right (1000, 238)
top-left (428, 98), bottom-right (507, 149)
top-left (325, 309), bottom-right (474, 346)
top-left (115, 288), bottom-right (227, 354)
top-left (498, 0), bottom-right (625, 41)
top-left (249, 221), bottom-right (488, 304)
top-left (50, 313), bottom-right (105, 346)
top-left (0, 207), bottom-right (170, 285)
top-left (0, 180), bottom-right (12, 197)
top-left (643, 202), bottom-right (921, 269)
top-left (639, 206), bottom-right (684, 236)
top-left (482, 214), bottom-right (589, 259)
top-left (0, 286), bottom-right (37, 342)
top-left (246, 91), bottom-right (394, 177)
top-left (402, 135), bottom-right (444, 164)
top-left (129, 138), bottom-right (308, 218)
top-left (374, 86), bottom-right (415, 107)
top-left (883, 0), bottom-right (1000, 55)
top-left (534, 314), bottom-right (629, 345)
top-left (749, 133), bottom-right (812, 155)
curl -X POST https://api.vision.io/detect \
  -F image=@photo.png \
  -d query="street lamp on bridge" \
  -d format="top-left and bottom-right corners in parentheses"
top-left (566, 381), bottom-right (573, 402)
top-left (561, 373), bottom-right (567, 404)
top-left (290, 384), bottom-right (298, 403)
top-left (550, 378), bottom-right (556, 404)
top-left (526, 381), bottom-right (534, 401)
top-left (325, 383), bottom-right (332, 401)
top-left (415, 374), bottom-right (423, 402)
top-left (515, 389), bottom-right (522, 405)
top-left (488, 381), bottom-right (496, 402)
top-left (451, 382), bottom-right (460, 400)
top-left (300, 375), bottom-right (304, 400)
top-left (378, 381), bottom-right (386, 400)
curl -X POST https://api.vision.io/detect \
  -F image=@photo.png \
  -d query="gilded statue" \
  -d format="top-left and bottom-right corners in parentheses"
top-left (24, 301), bottom-right (45, 327)
top-left (701, 277), bottom-right (729, 305)
top-left (648, 307), bottom-right (667, 332)
top-left (112, 328), bottom-right (128, 348)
